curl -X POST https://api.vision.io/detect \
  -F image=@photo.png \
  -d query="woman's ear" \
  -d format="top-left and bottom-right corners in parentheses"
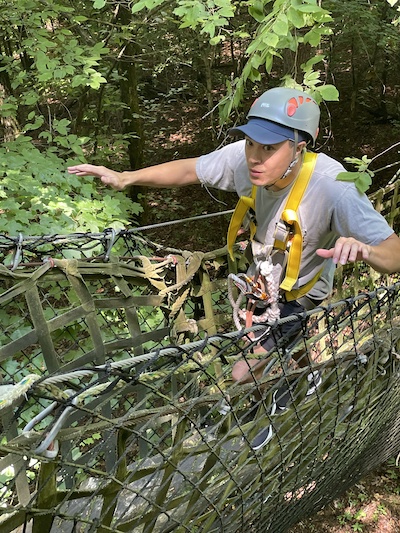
top-left (297, 141), bottom-right (307, 154)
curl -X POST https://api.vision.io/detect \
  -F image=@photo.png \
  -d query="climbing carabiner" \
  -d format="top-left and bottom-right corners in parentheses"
top-left (23, 390), bottom-right (78, 458)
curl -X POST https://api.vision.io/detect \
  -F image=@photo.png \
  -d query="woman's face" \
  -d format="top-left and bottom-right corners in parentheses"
top-left (245, 137), bottom-right (303, 190)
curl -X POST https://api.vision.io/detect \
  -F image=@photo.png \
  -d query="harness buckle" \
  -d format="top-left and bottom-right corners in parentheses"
top-left (273, 220), bottom-right (292, 249)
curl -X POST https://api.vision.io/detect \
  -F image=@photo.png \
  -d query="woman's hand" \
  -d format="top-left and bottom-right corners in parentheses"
top-left (316, 237), bottom-right (371, 266)
top-left (317, 234), bottom-right (400, 274)
top-left (68, 164), bottom-right (126, 191)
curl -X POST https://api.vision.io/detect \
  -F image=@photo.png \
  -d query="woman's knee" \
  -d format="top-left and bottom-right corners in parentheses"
top-left (232, 359), bottom-right (260, 383)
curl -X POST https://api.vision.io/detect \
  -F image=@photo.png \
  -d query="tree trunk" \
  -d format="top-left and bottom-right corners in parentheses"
top-left (0, 39), bottom-right (20, 141)
top-left (200, 40), bottom-right (216, 135)
top-left (116, 4), bottom-right (146, 208)
top-left (0, 80), bottom-right (19, 142)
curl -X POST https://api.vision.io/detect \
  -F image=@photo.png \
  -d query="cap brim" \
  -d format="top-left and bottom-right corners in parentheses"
top-left (229, 116), bottom-right (308, 145)
top-left (229, 123), bottom-right (290, 144)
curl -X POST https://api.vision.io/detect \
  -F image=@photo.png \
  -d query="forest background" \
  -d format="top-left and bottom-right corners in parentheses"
top-left (1, 0), bottom-right (400, 530)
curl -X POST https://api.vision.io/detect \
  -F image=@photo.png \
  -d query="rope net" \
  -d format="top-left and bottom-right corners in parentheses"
top-left (1, 175), bottom-right (400, 533)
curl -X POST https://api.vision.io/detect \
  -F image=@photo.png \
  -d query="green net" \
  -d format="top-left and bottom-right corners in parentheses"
top-left (0, 227), bottom-right (400, 533)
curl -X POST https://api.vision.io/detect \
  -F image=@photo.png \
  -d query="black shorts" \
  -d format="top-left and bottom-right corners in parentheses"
top-left (260, 300), bottom-right (306, 352)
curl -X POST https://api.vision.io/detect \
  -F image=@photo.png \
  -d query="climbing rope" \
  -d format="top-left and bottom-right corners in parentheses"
top-left (228, 253), bottom-right (282, 330)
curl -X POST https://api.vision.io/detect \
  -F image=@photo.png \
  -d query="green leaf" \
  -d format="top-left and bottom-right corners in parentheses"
top-left (343, 155), bottom-right (372, 171)
top-left (336, 171), bottom-right (373, 194)
top-left (38, 131), bottom-right (53, 142)
top-left (202, 22), bottom-right (216, 38)
top-left (287, 6), bottom-right (305, 29)
top-left (35, 50), bottom-right (48, 72)
top-left (316, 84), bottom-right (339, 102)
top-left (89, 75), bottom-right (107, 89)
top-left (303, 28), bottom-right (323, 47)
top-left (24, 116), bottom-right (45, 131)
top-left (53, 118), bottom-right (71, 135)
top-left (273, 14), bottom-right (289, 36)
top-left (356, 174), bottom-right (373, 193)
top-left (131, 0), bottom-right (147, 13)
top-left (0, 103), bottom-right (18, 117)
top-left (93, 0), bottom-right (106, 9)
top-left (263, 32), bottom-right (280, 48)
top-left (248, 0), bottom-right (265, 22)
top-left (218, 7), bottom-right (235, 18)
top-left (210, 35), bottom-right (225, 45)
top-left (249, 68), bottom-right (262, 82)
top-left (336, 171), bottom-right (361, 182)
top-left (21, 92), bottom-right (40, 106)
top-left (249, 53), bottom-right (265, 69)
top-left (301, 55), bottom-right (325, 71)
top-left (246, 38), bottom-right (261, 55)
top-left (265, 53), bottom-right (273, 74)
top-left (296, 4), bottom-right (325, 13)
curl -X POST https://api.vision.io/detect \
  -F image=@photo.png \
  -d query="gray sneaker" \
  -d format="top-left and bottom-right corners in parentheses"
top-left (306, 370), bottom-right (322, 396)
top-left (275, 383), bottom-right (292, 411)
top-left (251, 372), bottom-right (322, 451)
top-left (250, 391), bottom-right (277, 450)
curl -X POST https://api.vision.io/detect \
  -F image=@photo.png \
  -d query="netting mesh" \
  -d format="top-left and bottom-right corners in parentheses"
top-left (0, 229), bottom-right (400, 533)
top-left (1, 176), bottom-right (400, 533)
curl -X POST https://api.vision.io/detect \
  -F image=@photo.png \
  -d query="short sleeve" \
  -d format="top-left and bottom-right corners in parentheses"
top-left (196, 141), bottom-right (250, 195)
top-left (331, 185), bottom-right (393, 246)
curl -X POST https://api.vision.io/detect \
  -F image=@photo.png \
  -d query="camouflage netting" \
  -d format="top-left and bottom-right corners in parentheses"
top-left (0, 181), bottom-right (400, 533)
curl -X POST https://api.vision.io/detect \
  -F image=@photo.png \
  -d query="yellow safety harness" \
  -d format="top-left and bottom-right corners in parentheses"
top-left (227, 151), bottom-right (321, 302)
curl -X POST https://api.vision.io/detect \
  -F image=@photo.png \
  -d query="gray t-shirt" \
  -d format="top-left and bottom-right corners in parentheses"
top-left (196, 140), bottom-right (393, 300)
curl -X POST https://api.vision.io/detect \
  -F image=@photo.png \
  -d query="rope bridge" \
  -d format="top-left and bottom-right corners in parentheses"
top-left (0, 181), bottom-right (400, 533)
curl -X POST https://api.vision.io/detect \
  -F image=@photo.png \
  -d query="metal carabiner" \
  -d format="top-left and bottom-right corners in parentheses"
top-left (229, 273), bottom-right (249, 294)
top-left (244, 274), bottom-right (269, 302)
top-left (23, 390), bottom-right (78, 458)
top-left (11, 233), bottom-right (23, 271)
top-left (103, 228), bottom-right (118, 262)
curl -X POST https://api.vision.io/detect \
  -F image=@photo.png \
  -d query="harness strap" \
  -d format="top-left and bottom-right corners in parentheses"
top-left (227, 186), bottom-right (257, 261)
top-left (284, 268), bottom-right (322, 302)
top-left (227, 151), bottom-right (320, 300)
top-left (277, 152), bottom-right (318, 291)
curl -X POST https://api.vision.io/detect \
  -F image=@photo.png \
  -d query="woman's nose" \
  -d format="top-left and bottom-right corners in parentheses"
top-left (247, 147), bottom-right (262, 164)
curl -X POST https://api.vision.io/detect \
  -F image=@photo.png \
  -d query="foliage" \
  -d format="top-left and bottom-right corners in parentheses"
top-left (0, 0), bottom-right (143, 236)
top-left (337, 141), bottom-right (400, 194)
top-left (387, 0), bottom-right (400, 24)
top-left (325, 0), bottom-right (400, 120)
top-left (0, 0), bottom-right (399, 238)
top-left (0, 137), bottom-right (140, 235)
top-left (336, 156), bottom-right (374, 194)
top-left (130, 0), bottom-right (236, 42)
top-left (219, 0), bottom-right (339, 122)
top-left (99, 0), bottom-right (340, 120)
top-left (0, 0), bottom-right (110, 133)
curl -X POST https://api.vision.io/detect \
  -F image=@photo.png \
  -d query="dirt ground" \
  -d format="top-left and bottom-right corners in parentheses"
top-left (289, 461), bottom-right (400, 532)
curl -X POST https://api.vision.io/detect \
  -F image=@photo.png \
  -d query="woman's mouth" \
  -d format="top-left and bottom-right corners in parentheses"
top-left (249, 168), bottom-right (262, 179)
